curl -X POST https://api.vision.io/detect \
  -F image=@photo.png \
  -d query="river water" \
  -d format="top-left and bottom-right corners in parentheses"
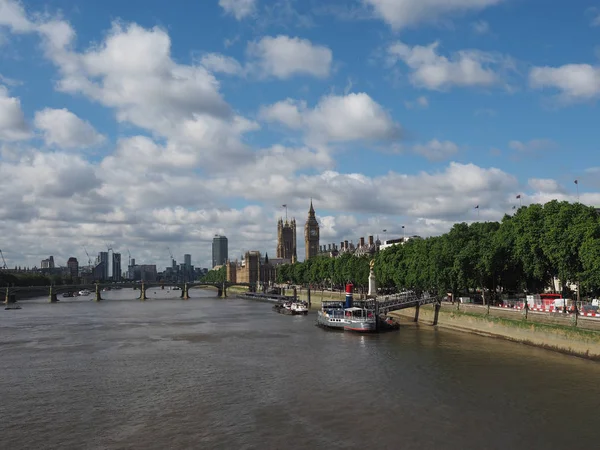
top-left (1, 288), bottom-right (599, 450)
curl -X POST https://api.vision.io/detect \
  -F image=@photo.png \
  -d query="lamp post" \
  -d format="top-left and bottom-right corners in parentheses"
top-left (382, 229), bottom-right (387, 245)
top-left (402, 225), bottom-right (405, 242)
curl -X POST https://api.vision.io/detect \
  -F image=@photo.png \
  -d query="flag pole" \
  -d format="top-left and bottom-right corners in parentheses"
top-left (575, 180), bottom-right (579, 203)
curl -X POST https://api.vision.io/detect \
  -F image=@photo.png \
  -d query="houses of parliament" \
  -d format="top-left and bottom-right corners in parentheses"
top-left (226, 201), bottom-right (320, 286)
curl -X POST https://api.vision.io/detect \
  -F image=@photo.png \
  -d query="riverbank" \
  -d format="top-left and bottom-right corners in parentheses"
top-left (390, 304), bottom-right (600, 361)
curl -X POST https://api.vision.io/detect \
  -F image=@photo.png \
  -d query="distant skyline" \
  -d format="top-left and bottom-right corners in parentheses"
top-left (1, 0), bottom-right (599, 269)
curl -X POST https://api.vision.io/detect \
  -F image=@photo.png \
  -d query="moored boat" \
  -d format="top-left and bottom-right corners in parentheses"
top-left (273, 300), bottom-right (308, 315)
top-left (79, 289), bottom-right (91, 296)
top-left (316, 283), bottom-right (377, 332)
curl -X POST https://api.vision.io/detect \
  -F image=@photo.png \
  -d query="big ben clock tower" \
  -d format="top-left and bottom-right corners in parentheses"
top-left (304, 200), bottom-right (320, 260)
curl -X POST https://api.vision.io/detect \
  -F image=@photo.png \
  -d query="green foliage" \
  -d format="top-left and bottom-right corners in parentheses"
top-left (200, 266), bottom-right (225, 283)
top-left (275, 201), bottom-right (600, 299)
top-left (0, 272), bottom-right (54, 287)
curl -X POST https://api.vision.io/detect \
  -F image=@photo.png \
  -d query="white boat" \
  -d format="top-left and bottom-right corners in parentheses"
top-left (316, 301), bottom-right (376, 332)
top-left (273, 301), bottom-right (308, 315)
top-left (78, 289), bottom-right (91, 296)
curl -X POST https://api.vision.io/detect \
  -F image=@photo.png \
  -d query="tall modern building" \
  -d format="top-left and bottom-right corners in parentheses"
top-left (67, 257), bottom-right (79, 278)
top-left (304, 200), bottom-right (320, 261)
top-left (277, 218), bottom-right (297, 262)
top-left (212, 235), bottom-right (228, 268)
top-left (97, 252), bottom-right (109, 281)
top-left (184, 254), bottom-right (191, 266)
top-left (112, 253), bottom-right (122, 281)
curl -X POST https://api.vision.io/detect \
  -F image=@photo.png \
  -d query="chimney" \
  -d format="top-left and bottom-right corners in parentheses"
top-left (360, 237), bottom-right (365, 247)
top-left (340, 241), bottom-right (344, 250)
top-left (368, 235), bottom-right (374, 246)
top-left (344, 240), bottom-right (349, 250)
top-left (328, 244), bottom-right (331, 251)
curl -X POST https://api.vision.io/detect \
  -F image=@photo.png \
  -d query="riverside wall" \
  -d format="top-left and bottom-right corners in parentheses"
top-left (391, 305), bottom-right (600, 361)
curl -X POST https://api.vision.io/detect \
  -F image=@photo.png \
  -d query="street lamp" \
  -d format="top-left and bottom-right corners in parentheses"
top-left (402, 225), bottom-right (405, 242)
top-left (382, 229), bottom-right (387, 245)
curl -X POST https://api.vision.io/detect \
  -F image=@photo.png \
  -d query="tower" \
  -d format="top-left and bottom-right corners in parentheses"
top-left (276, 217), bottom-right (296, 261)
top-left (304, 200), bottom-right (320, 261)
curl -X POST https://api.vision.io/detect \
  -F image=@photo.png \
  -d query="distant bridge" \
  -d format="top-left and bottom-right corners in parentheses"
top-left (3, 281), bottom-right (253, 303)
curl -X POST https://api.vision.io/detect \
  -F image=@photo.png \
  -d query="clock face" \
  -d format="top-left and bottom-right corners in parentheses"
top-left (310, 229), bottom-right (317, 237)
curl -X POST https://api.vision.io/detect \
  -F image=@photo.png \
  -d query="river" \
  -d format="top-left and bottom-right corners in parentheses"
top-left (1, 288), bottom-right (599, 449)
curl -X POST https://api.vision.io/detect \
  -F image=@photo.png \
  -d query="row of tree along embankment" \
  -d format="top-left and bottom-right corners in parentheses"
top-left (391, 303), bottom-right (600, 360)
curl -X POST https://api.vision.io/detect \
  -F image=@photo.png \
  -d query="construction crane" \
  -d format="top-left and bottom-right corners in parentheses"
top-left (83, 246), bottom-right (92, 266)
top-left (0, 249), bottom-right (8, 269)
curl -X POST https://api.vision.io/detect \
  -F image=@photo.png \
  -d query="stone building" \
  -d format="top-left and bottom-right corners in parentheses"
top-left (226, 251), bottom-right (276, 287)
top-left (276, 218), bottom-right (297, 262)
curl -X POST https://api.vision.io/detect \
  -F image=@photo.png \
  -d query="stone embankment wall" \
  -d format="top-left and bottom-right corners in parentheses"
top-left (391, 305), bottom-right (600, 361)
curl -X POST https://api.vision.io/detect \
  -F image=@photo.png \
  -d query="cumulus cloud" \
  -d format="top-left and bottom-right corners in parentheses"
top-left (412, 139), bottom-right (459, 161)
top-left (388, 40), bottom-right (509, 90)
top-left (529, 64), bottom-right (600, 102)
top-left (0, 85), bottom-right (29, 141)
top-left (508, 139), bottom-right (557, 152)
top-left (34, 108), bottom-right (105, 149)
top-left (260, 92), bottom-right (401, 143)
top-left (528, 178), bottom-right (566, 194)
top-left (247, 35), bottom-right (332, 79)
top-left (199, 52), bottom-right (244, 75)
top-left (219, 0), bottom-right (257, 20)
top-left (363, 0), bottom-right (504, 30)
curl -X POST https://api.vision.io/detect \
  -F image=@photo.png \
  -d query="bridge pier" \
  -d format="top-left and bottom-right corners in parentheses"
top-left (49, 285), bottom-right (58, 303)
top-left (217, 287), bottom-right (223, 297)
top-left (139, 282), bottom-right (147, 301)
top-left (183, 283), bottom-right (190, 300)
top-left (222, 283), bottom-right (227, 298)
top-left (95, 283), bottom-right (103, 302)
top-left (433, 302), bottom-right (441, 325)
top-left (414, 304), bottom-right (420, 322)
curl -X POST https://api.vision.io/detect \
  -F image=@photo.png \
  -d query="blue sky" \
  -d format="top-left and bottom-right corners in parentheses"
top-left (0, 0), bottom-right (599, 269)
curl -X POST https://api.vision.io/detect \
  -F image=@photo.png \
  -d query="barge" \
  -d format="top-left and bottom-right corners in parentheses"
top-left (273, 300), bottom-right (308, 315)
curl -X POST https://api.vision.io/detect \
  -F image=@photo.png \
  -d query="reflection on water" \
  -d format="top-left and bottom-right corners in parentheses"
top-left (1, 288), bottom-right (599, 450)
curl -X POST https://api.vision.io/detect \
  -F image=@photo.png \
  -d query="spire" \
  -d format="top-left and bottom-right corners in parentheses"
top-left (309, 198), bottom-right (315, 217)
top-left (265, 253), bottom-right (269, 264)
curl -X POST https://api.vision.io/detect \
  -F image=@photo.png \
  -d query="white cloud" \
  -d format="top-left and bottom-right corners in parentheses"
top-left (260, 92), bottom-right (401, 143)
top-left (529, 64), bottom-right (600, 102)
top-left (200, 52), bottom-right (244, 75)
top-left (363, 0), bottom-right (503, 30)
top-left (0, 0), bottom-right (34, 32)
top-left (471, 20), bottom-right (490, 34)
top-left (247, 35), bottom-right (332, 79)
top-left (0, 85), bottom-right (30, 141)
top-left (404, 96), bottom-right (429, 109)
top-left (219, 0), bottom-right (257, 20)
top-left (34, 108), bottom-right (105, 149)
top-left (528, 178), bottom-right (566, 194)
top-left (388, 40), bottom-right (506, 90)
top-left (508, 139), bottom-right (557, 152)
top-left (412, 139), bottom-right (459, 161)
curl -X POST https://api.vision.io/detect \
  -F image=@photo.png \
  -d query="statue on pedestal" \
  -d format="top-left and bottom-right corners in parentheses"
top-left (368, 259), bottom-right (377, 297)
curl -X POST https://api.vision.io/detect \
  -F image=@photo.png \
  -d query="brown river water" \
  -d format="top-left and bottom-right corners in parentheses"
top-left (1, 288), bottom-right (599, 449)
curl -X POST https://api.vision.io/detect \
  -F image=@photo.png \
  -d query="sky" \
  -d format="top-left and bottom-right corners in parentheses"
top-left (0, 0), bottom-right (599, 270)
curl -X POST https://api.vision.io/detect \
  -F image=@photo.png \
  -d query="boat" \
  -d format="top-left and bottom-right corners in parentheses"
top-left (5, 303), bottom-right (21, 310)
top-left (62, 291), bottom-right (74, 298)
top-left (316, 303), bottom-right (376, 332)
top-left (273, 300), bottom-right (308, 315)
top-left (79, 289), bottom-right (91, 296)
top-left (316, 283), bottom-right (377, 332)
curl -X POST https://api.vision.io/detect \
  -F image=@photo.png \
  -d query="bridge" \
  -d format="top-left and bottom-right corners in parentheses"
top-left (3, 281), bottom-right (253, 303)
top-left (373, 291), bottom-right (441, 324)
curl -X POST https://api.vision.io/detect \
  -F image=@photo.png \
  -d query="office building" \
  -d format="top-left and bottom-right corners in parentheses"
top-left (112, 253), bottom-right (121, 281)
top-left (212, 235), bottom-right (228, 268)
top-left (67, 257), bottom-right (79, 278)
